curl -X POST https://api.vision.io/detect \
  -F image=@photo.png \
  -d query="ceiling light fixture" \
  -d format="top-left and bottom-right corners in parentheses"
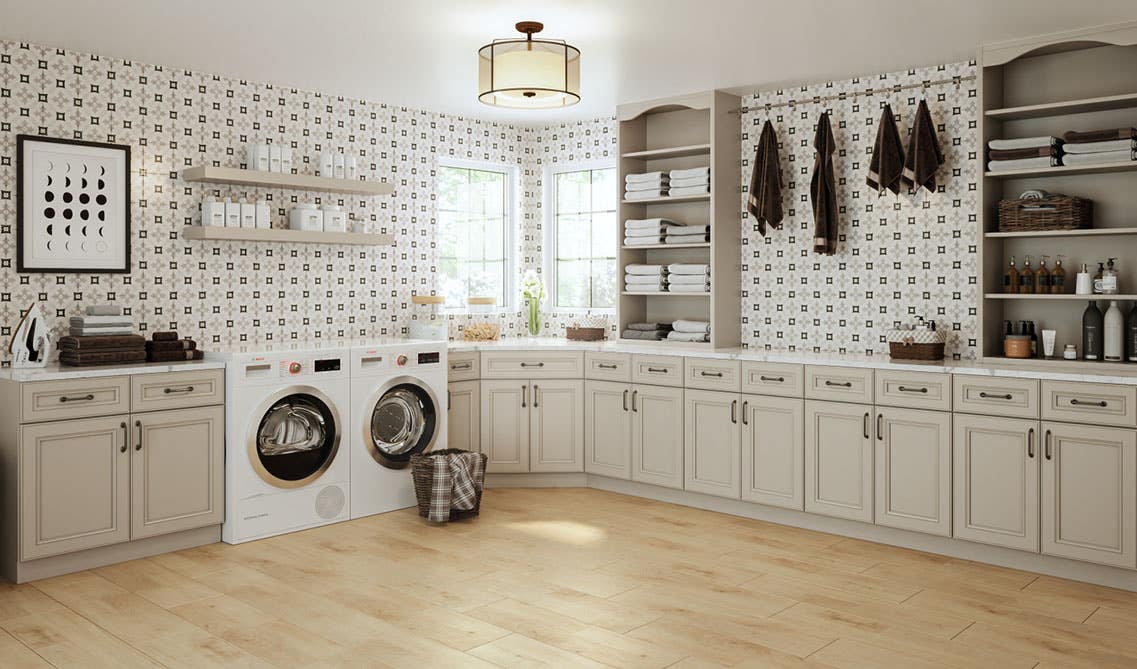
top-left (478, 21), bottom-right (580, 109)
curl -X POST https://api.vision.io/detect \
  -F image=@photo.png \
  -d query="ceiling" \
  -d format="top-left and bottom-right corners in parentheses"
top-left (4, 0), bottom-right (1137, 123)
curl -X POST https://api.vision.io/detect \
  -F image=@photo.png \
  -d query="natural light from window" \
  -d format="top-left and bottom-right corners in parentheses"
top-left (437, 164), bottom-right (511, 310)
top-left (551, 166), bottom-right (617, 310)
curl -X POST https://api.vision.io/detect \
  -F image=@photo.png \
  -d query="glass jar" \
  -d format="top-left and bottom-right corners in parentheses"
top-left (409, 295), bottom-right (447, 341)
top-left (464, 296), bottom-right (501, 341)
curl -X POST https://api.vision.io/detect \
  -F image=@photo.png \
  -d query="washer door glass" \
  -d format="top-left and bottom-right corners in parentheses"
top-left (256, 393), bottom-right (338, 483)
top-left (369, 383), bottom-right (437, 468)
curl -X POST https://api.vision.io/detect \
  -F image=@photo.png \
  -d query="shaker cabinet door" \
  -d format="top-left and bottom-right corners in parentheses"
top-left (684, 389), bottom-right (742, 499)
top-left (874, 407), bottom-right (952, 537)
top-left (480, 381), bottom-right (530, 473)
top-left (584, 381), bottom-right (632, 479)
top-left (447, 380), bottom-right (480, 454)
top-left (632, 384), bottom-right (685, 489)
top-left (741, 395), bottom-right (804, 510)
top-left (805, 400), bottom-right (874, 523)
top-left (530, 380), bottom-right (584, 473)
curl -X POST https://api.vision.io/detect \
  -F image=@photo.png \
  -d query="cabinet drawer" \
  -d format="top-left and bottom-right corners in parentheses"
top-left (631, 355), bottom-right (683, 387)
top-left (448, 352), bottom-right (480, 381)
top-left (21, 377), bottom-right (131, 423)
top-left (131, 369), bottom-right (224, 413)
top-left (480, 351), bottom-right (583, 379)
top-left (875, 370), bottom-right (951, 412)
top-left (685, 358), bottom-right (742, 392)
top-left (805, 366), bottom-right (874, 404)
top-left (953, 376), bottom-right (1039, 419)
top-left (586, 352), bottom-right (631, 382)
top-left (1042, 381), bottom-right (1137, 428)
top-left (741, 362), bottom-right (804, 398)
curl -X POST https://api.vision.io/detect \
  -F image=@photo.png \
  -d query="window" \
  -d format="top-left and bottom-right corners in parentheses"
top-left (436, 161), bottom-right (514, 310)
top-left (548, 165), bottom-right (617, 310)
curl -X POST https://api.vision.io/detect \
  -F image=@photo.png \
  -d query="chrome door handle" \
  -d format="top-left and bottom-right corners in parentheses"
top-left (1044, 429), bottom-right (1052, 460)
top-left (760, 375), bottom-right (784, 383)
top-left (863, 412), bottom-right (870, 440)
top-left (632, 390), bottom-right (638, 412)
top-left (59, 394), bottom-right (95, 403)
top-left (533, 385), bottom-right (539, 409)
top-left (623, 389), bottom-right (628, 412)
top-left (731, 400), bottom-right (737, 424)
top-left (741, 401), bottom-right (749, 425)
top-left (521, 385), bottom-right (527, 408)
top-left (876, 413), bottom-right (883, 441)
top-left (825, 380), bottom-right (852, 388)
top-left (163, 385), bottom-right (195, 394)
top-left (120, 421), bottom-right (128, 453)
top-left (1070, 398), bottom-right (1107, 408)
top-left (700, 371), bottom-right (724, 378)
top-left (134, 420), bottom-right (143, 452)
top-left (898, 386), bottom-right (928, 394)
top-left (979, 392), bottom-right (1012, 400)
top-left (1027, 428), bottom-right (1035, 458)
top-left (520, 362), bottom-right (545, 368)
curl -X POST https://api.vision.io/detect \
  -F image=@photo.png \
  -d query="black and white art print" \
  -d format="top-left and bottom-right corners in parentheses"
top-left (17, 135), bottom-right (130, 273)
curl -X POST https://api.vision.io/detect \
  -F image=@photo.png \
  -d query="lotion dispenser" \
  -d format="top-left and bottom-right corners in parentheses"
top-left (1105, 301), bottom-right (1124, 361)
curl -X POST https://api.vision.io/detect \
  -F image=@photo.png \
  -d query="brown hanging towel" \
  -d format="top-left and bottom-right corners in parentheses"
top-left (901, 99), bottom-right (944, 194)
top-left (811, 112), bottom-right (838, 255)
top-left (867, 103), bottom-right (905, 196)
top-left (746, 119), bottom-right (784, 236)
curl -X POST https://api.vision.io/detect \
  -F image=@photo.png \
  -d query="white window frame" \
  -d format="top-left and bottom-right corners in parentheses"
top-left (543, 159), bottom-right (618, 313)
top-left (437, 157), bottom-right (519, 313)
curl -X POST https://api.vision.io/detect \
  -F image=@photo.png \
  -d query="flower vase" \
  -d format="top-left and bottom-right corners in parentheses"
top-left (527, 299), bottom-right (541, 336)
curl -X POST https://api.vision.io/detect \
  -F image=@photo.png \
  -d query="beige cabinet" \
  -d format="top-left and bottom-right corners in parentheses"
top-left (874, 407), bottom-right (952, 536)
top-left (1041, 422), bottom-right (1137, 569)
top-left (19, 415), bottom-right (131, 561)
top-left (741, 395), bottom-right (804, 510)
top-left (684, 389), bottom-right (741, 499)
top-left (631, 384), bottom-right (685, 489)
top-left (530, 380), bottom-right (584, 473)
top-left (479, 381), bottom-right (530, 473)
top-left (952, 414), bottom-right (1039, 552)
top-left (584, 381), bottom-right (632, 479)
top-left (447, 380), bottom-right (480, 454)
top-left (131, 406), bottom-right (224, 539)
top-left (805, 400), bottom-right (873, 522)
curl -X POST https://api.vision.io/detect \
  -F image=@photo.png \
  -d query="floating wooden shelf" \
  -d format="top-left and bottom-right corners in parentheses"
top-left (985, 92), bottom-right (1137, 120)
top-left (985, 227), bottom-right (1137, 238)
top-left (621, 194), bottom-right (711, 205)
top-left (621, 243), bottom-right (710, 250)
top-left (182, 226), bottom-right (394, 246)
top-left (621, 144), bottom-right (712, 159)
top-left (985, 161), bottom-right (1137, 179)
top-left (181, 166), bottom-right (394, 196)
top-left (621, 291), bottom-right (710, 297)
top-left (984, 293), bottom-right (1137, 301)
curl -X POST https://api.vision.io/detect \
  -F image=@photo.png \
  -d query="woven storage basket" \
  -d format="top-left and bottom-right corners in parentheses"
top-left (887, 328), bottom-right (946, 361)
top-left (410, 449), bottom-right (487, 521)
top-left (997, 196), bottom-right (1092, 232)
top-left (566, 326), bottom-right (606, 341)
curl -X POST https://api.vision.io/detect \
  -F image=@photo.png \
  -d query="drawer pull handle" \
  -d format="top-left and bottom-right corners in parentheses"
top-left (863, 412), bottom-right (870, 440)
top-left (520, 362), bottom-right (545, 368)
top-left (135, 420), bottom-right (143, 452)
top-left (1027, 428), bottom-right (1035, 459)
top-left (898, 386), bottom-right (928, 394)
top-left (521, 385), bottom-right (527, 408)
top-left (1070, 398), bottom-right (1107, 408)
top-left (632, 390), bottom-right (638, 412)
top-left (120, 421), bottom-right (128, 453)
top-left (647, 367), bottom-right (669, 373)
top-left (731, 400), bottom-right (737, 424)
top-left (1045, 430), bottom-right (1052, 460)
top-left (59, 394), bottom-right (95, 403)
top-left (824, 380), bottom-right (853, 388)
top-left (623, 389), bottom-right (629, 412)
top-left (877, 413), bottom-right (883, 441)
top-left (742, 401), bottom-right (749, 425)
top-left (760, 375), bottom-right (785, 383)
top-left (598, 363), bottom-right (618, 370)
top-left (533, 385), bottom-right (539, 409)
top-left (979, 392), bottom-right (1013, 400)
top-left (700, 371), bottom-right (724, 378)
top-left (163, 385), bottom-right (195, 394)
top-left (451, 362), bottom-right (472, 370)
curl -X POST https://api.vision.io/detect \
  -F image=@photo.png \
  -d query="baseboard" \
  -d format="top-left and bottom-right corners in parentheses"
top-left (585, 475), bottom-right (1137, 593)
top-left (485, 472), bottom-right (588, 488)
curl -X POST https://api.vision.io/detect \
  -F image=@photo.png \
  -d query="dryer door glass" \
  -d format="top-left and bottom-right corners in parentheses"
top-left (256, 393), bottom-right (338, 483)
top-left (369, 383), bottom-right (438, 468)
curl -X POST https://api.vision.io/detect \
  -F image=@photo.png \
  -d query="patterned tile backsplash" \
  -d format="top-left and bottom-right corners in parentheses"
top-left (0, 38), bottom-right (978, 364)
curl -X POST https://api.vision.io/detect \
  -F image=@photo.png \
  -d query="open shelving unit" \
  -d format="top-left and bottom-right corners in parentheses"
top-left (979, 21), bottom-right (1137, 369)
top-left (616, 90), bottom-right (741, 349)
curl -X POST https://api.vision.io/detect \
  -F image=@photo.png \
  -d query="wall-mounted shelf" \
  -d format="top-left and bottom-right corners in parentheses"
top-left (182, 226), bottom-right (394, 246)
top-left (984, 92), bottom-right (1137, 120)
top-left (181, 166), bottom-right (394, 196)
top-left (985, 161), bottom-right (1137, 179)
top-left (985, 227), bottom-right (1137, 239)
top-left (621, 291), bottom-right (710, 297)
top-left (621, 144), bottom-right (712, 159)
top-left (622, 194), bottom-right (711, 205)
top-left (621, 242), bottom-right (710, 250)
top-left (984, 293), bottom-right (1137, 301)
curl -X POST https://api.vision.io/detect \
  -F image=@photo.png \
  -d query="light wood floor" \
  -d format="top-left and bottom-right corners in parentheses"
top-left (3, 488), bottom-right (1137, 668)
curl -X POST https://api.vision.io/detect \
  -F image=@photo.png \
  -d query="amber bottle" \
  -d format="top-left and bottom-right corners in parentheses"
top-left (1004, 256), bottom-right (1020, 293)
top-left (1050, 255), bottom-right (1066, 294)
top-left (1035, 255), bottom-right (1051, 294)
top-left (1019, 256), bottom-right (1035, 294)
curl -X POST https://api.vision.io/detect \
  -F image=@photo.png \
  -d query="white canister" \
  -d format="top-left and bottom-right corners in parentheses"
top-left (321, 204), bottom-right (347, 232)
top-left (346, 154), bottom-right (357, 179)
top-left (350, 215), bottom-right (367, 234)
top-left (289, 203), bottom-right (323, 232)
top-left (201, 197), bottom-right (225, 227)
top-left (255, 200), bottom-right (271, 229)
top-left (246, 143), bottom-right (270, 171)
top-left (280, 147), bottom-right (293, 174)
top-left (240, 200), bottom-right (256, 228)
top-left (269, 145), bottom-right (283, 173)
top-left (319, 151), bottom-right (334, 177)
top-left (333, 153), bottom-right (346, 179)
top-left (224, 198), bottom-right (241, 228)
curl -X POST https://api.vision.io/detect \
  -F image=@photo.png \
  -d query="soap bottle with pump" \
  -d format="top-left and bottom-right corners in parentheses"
top-left (1105, 301), bottom-right (1124, 361)
top-left (1076, 263), bottom-right (1093, 295)
top-left (1004, 256), bottom-right (1020, 293)
top-left (1102, 258), bottom-right (1119, 295)
top-left (1035, 255), bottom-right (1051, 294)
top-left (1083, 301), bottom-right (1103, 361)
top-left (1019, 256), bottom-right (1035, 294)
top-left (1050, 255), bottom-right (1066, 294)
top-left (1093, 262), bottom-right (1106, 294)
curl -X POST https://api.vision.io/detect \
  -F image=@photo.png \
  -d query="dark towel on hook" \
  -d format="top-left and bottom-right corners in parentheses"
top-left (901, 100), bottom-right (944, 194)
top-left (811, 113), bottom-right (838, 256)
top-left (747, 119), bottom-right (783, 236)
top-left (867, 103), bottom-right (905, 196)
top-left (1063, 127), bottom-right (1137, 144)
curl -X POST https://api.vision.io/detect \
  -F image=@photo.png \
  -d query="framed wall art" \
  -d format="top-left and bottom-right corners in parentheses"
top-left (17, 135), bottom-right (131, 273)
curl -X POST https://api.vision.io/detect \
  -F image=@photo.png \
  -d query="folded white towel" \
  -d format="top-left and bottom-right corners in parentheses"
top-left (624, 236), bottom-right (665, 246)
top-left (988, 136), bottom-right (1061, 151)
top-left (665, 235), bottom-right (709, 245)
top-left (669, 175), bottom-right (711, 189)
top-left (666, 331), bottom-right (710, 342)
top-left (625, 179), bottom-right (669, 192)
top-left (624, 226), bottom-right (668, 238)
top-left (1061, 139), bottom-right (1136, 154)
top-left (666, 224), bottom-right (709, 234)
top-left (672, 319), bottom-right (711, 333)
top-left (625, 218), bottom-right (683, 229)
top-left (625, 171), bottom-right (668, 183)
top-left (987, 156), bottom-right (1061, 172)
top-left (1062, 149), bottom-right (1136, 166)
top-left (625, 264), bottom-right (667, 275)
top-left (669, 185), bottom-right (711, 197)
top-left (625, 286), bottom-right (670, 294)
top-left (625, 189), bottom-right (668, 200)
top-left (668, 274), bottom-right (712, 285)
top-left (667, 263), bottom-right (711, 275)
top-left (668, 283), bottom-right (711, 293)
top-left (69, 315), bottom-right (133, 326)
top-left (69, 327), bottom-right (134, 336)
top-left (626, 277), bottom-right (668, 287)
top-left (669, 166), bottom-right (711, 180)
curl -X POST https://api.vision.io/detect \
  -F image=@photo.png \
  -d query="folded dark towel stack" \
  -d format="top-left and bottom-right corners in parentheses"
top-left (1064, 127), bottom-right (1137, 144)
top-left (145, 333), bottom-right (204, 362)
top-left (151, 331), bottom-right (180, 341)
top-left (58, 334), bottom-right (147, 367)
top-left (987, 146), bottom-right (1061, 161)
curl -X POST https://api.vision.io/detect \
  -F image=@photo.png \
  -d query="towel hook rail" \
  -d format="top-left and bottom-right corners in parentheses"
top-left (731, 74), bottom-right (975, 115)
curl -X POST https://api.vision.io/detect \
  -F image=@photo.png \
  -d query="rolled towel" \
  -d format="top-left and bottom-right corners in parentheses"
top-left (1018, 189), bottom-right (1051, 200)
top-left (669, 175), bottom-right (711, 189)
top-left (625, 218), bottom-right (683, 230)
top-left (1063, 128), bottom-right (1137, 144)
top-left (1062, 139), bottom-right (1137, 154)
top-left (623, 328), bottom-right (669, 340)
top-left (988, 146), bottom-right (1061, 161)
top-left (625, 189), bottom-right (668, 200)
top-left (625, 264), bottom-right (668, 275)
top-left (668, 274), bottom-right (712, 285)
top-left (1062, 149), bottom-right (1136, 166)
top-left (668, 283), bottom-right (711, 293)
top-left (669, 166), bottom-right (711, 180)
top-left (987, 156), bottom-right (1061, 172)
top-left (625, 322), bottom-right (672, 332)
top-left (666, 331), bottom-right (710, 342)
top-left (669, 185), bottom-right (711, 197)
top-left (988, 136), bottom-right (1061, 151)
top-left (624, 236), bottom-right (665, 246)
top-left (625, 171), bottom-right (669, 183)
top-left (672, 319), bottom-right (711, 334)
top-left (667, 263), bottom-right (710, 275)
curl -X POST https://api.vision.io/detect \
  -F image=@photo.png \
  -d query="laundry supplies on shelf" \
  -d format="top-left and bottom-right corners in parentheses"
top-left (624, 171), bottom-right (669, 200)
top-left (987, 136), bottom-right (1064, 171)
top-left (666, 319), bottom-right (711, 342)
top-left (666, 263), bottom-right (711, 293)
top-left (624, 218), bottom-right (707, 246)
top-left (667, 166), bottom-right (710, 197)
top-left (621, 322), bottom-right (673, 340)
top-left (145, 331), bottom-right (204, 362)
top-left (664, 224), bottom-right (710, 244)
top-left (624, 263), bottom-right (669, 292)
top-left (1058, 127), bottom-right (1137, 167)
top-left (57, 334), bottom-right (146, 366)
top-left (68, 310), bottom-right (133, 337)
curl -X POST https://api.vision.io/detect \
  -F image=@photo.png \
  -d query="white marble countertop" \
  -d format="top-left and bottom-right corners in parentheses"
top-left (0, 359), bottom-right (226, 383)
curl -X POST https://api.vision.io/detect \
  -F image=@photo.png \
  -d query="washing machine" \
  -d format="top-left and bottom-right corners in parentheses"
top-left (349, 339), bottom-right (447, 518)
top-left (210, 342), bottom-right (352, 544)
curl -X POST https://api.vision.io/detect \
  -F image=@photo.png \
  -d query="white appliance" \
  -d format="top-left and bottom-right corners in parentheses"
top-left (211, 342), bottom-right (351, 544)
top-left (349, 338), bottom-right (447, 518)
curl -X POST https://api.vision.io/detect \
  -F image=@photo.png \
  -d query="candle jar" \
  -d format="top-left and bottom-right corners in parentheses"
top-left (1004, 335), bottom-right (1032, 359)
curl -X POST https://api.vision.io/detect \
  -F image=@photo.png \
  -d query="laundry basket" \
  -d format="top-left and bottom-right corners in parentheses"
top-left (411, 449), bottom-right (487, 522)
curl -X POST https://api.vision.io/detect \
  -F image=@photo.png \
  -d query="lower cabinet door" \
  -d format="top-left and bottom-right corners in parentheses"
top-left (632, 384), bottom-right (684, 489)
top-left (447, 380), bottom-right (480, 454)
top-left (480, 381), bottom-right (530, 473)
top-left (952, 414), bottom-right (1039, 552)
top-left (1041, 422), bottom-right (1137, 569)
top-left (131, 406), bottom-right (224, 540)
top-left (19, 415), bottom-right (131, 560)
top-left (684, 389), bottom-right (742, 499)
top-left (741, 395), bottom-right (804, 509)
top-left (584, 381), bottom-right (632, 479)
top-left (805, 400), bottom-right (873, 522)
top-left (874, 407), bottom-right (952, 536)
top-left (530, 380), bottom-right (585, 472)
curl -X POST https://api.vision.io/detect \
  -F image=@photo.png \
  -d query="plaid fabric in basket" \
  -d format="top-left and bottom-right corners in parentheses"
top-left (428, 451), bottom-right (486, 522)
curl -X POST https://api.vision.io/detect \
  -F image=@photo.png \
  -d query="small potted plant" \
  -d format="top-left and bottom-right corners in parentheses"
top-left (520, 270), bottom-right (544, 336)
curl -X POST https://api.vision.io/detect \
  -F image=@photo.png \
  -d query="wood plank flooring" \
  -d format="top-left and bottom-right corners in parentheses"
top-left (3, 487), bottom-right (1137, 668)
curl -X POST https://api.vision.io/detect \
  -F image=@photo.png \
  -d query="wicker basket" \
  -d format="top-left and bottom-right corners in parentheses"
top-left (410, 449), bottom-right (487, 522)
top-left (566, 326), bottom-right (606, 341)
top-left (997, 196), bottom-right (1092, 232)
top-left (888, 341), bottom-right (946, 361)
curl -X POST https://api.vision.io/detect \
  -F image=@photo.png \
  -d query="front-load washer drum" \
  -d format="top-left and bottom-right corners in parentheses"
top-left (367, 381), bottom-right (439, 469)
top-left (251, 390), bottom-right (340, 487)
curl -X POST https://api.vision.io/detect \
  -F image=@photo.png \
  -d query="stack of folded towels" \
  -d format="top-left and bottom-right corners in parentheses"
top-left (625, 264), bottom-right (669, 293)
top-left (625, 171), bottom-right (668, 200)
top-left (69, 304), bottom-right (133, 337)
top-left (666, 263), bottom-right (711, 293)
top-left (987, 136), bottom-right (1063, 172)
top-left (146, 331), bottom-right (204, 362)
top-left (667, 319), bottom-right (711, 343)
top-left (1060, 127), bottom-right (1137, 166)
top-left (668, 167), bottom-right (710, 197)
top-left (624, 218), bottom-right (682, 246)
top-left (59, 306), bottom-right (145, 366)
top-left (622, 322), bottom-right (672, 340)
top-left (666, 224), bottom-right (709, 245)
